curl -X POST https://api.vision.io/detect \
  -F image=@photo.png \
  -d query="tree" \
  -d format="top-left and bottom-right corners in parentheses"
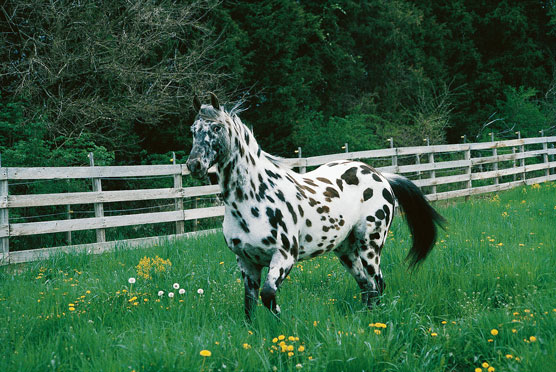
top-left (1, 0), bottom-right (227, 161)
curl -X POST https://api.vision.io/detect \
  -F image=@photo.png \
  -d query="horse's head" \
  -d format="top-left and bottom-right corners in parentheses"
top-left (186, 93), bottom-right (231, 179)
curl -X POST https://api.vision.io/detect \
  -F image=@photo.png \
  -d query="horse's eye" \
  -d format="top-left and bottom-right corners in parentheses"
top-left (212, 126), bottom-right (221, 133)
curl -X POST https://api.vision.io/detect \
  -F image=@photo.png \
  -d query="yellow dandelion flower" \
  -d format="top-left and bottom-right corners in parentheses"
top-left (505, 354), bottom-right (513, 359)
top-left (272, 338), bottom-right (278, 343)
top-left (487, 367), bottom-right (495, 372)
top-left (490, 329), bottom-right (499, 336)
top-left (441, 321), bottom-right (447, 325)
top-left (431, 332), bottom-right (438, 337)
top-left (374, 329), bottom-right (381, 335)
top-left (288, 352), bottom-right (294, 357)
top-left (288, 336), bottom-right (295, 341)
top-left (475, 368), bottom-right (482, 372)
top-left (199, 350), bottom-right (211, 357)
top-left (529, 336), bottom-right (537, 342)
top-left (487, 339), bottom-right (493, 343)
top-left (287, 345), bottom-right (294, 352)
top-left (69, 307), bottom-right (75, 311)
top-left (482, 362), bottom-right (489, 368)
top-left (128, 296), bottom-right (137, 303)
top-left (313, 321), bottom-right (318, 327)
top-left (278, 335), bottom-right (285, 340)
top-left (298, 345), bottom-right (305, 352)
top-left (242, 343), bottom-right (251, 350)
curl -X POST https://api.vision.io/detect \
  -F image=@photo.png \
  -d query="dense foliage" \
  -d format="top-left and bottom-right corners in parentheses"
top-left (1, 0), bottom-right (556, 163)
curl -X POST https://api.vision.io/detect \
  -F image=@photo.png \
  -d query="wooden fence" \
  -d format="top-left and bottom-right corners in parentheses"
top-left (1, 135), bottom-right (555, 265)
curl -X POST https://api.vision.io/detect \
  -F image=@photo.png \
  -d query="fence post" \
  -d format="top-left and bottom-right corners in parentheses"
top-left (0, 154), bottom-right (9, 264)
top-left (463, 137), bottom-right (472, 200)
top-left (490, 132), bottom-right (499, 185)
top-left (517, 131), bottom-right (525, 182)
top-left (415, 152), bottom-right (421, 180)
top-left (173, 152), bottom-right (185, 235)
top-left (540, 130), bottom-right (549, 179)
top-left (342, 143), bottom-right (349, 153)
top-left (425, 138), bottom-right (436, 195)
top-left (296, 147), bottom-right (306, 174)
top-left (89, 152), bottom-right (106, 243)
top-left (388, 138), bottom-right (398, 173)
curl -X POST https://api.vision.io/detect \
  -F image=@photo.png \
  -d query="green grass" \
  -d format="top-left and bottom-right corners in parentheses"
top-left (1, 183), bottom-right (555, 372)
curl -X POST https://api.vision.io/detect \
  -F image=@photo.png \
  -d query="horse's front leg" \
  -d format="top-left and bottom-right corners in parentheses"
top-left (237, 257), bottom-right (262, 321)
top-left (261, 250), bottom-right (295, 316)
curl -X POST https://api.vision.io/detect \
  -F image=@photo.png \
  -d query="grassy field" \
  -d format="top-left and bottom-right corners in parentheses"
top-left (1, 182), bottom-right (555, 372)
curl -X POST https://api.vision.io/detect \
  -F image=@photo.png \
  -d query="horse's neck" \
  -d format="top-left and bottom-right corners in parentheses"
top-left (217, 121), bottom-right (278, 204)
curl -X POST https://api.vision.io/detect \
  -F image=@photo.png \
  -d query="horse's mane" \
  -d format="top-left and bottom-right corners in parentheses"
top-left (200, 101), bottom-right (292, 170)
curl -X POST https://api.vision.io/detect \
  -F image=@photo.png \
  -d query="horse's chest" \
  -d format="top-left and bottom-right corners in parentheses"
top-left (222, 211), bottom-right (273, 264)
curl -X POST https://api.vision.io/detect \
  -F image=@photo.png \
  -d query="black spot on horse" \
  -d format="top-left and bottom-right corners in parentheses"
top-left (383, 205), bottom-right (390, 221)
top-left (231, 238), bottom-right (241, 246)
top-left (235, 187), bottom-right (244, 202)
top-left (360, 165), bottom-right (373, 174)
top-left (251, 207), bottom-right (259, 217)
top-left (363, 188), bottom-right (373, 201)
top-left (316, 177), bottom-right (333, 185)
top-left (382, 188), bottom-right (394, 204)
top-left (279, 249), bottom-right (288, 259)
top-left (308, 198), bottom-right (319, 207)
top-left (275, 190), bottom-right (286, 202)
top-left (324, 187), bottom-right (339, 199)
top-left (281, 234), bottom-right (291, 251)
top-left (305, 234), bottom-right (313, 242)
top-left (375, 209), bottom-right (385, 220)
top-left (239, 219), bottom-right (250, 233)
top-left (298, 205), bottom-right (304, 217)
top-left (310, 249), bottom-right (324, 258)
top-left (305, 219), bottom-right (312, 227)
top-left (265, 169), bottom-right (282, 180)
top-left (304, 178), bottom-right (318, 187)
top-left (266, 207), bottom-right (287, 232)
top-left (366, 215), bottom-right (375, 222)
top-left (302, 185), bottom-right (316, 194)
top-left (341, 167), bottom-right (359, 185)
top-left (322, 226), bottom-right (330, 232)
top-left (286, 202), bottom-right (297, 224)
top-left (369, 232), bottom-right (381, 240)
top-left (336, 179), bottom-right (344, 191)
top-left (316, 205), bottom-right (330, 214)
top-left (372, 173), bottom-right (382, 182)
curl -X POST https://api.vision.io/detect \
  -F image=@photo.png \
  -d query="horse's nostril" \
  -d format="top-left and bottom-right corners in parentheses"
top-left (187, 158), bottom-right (201, 173)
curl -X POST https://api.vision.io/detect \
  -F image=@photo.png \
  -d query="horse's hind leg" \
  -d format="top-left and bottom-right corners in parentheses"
top-left (335, 226), bottom-right (387, 309)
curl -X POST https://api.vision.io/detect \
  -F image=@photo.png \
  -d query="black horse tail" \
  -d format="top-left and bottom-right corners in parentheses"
top-left (384, 173), bottom-right (446, 269)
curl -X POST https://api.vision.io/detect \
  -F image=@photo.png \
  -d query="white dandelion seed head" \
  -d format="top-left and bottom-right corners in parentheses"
top-left (173, 283), bottom-right (180, 289)
top-left (168, 292), bottom-right (174, 298)
top-left (157, 290), bottom-right (164, 297)
top-left (179, 288), bottom-right (185, 295)
top-left (128, 277), bottom-right (136, 284)
top-left (197, 288), bottom-right (204, 295)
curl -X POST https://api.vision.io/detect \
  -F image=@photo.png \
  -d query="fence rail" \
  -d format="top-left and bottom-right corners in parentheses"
top-left (1, 136), bottom-right (555, 265)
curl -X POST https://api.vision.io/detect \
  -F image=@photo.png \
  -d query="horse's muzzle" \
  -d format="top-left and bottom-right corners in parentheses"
top-left (186, 157), bottom-right (207, 179)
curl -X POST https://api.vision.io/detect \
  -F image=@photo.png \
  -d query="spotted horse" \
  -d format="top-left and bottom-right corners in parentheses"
top-left (186, 93), bottom-right (446, 320)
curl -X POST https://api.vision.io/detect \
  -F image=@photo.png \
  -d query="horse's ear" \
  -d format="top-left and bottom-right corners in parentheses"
top-left (193, 95), bottom-right (202, 112)
top-left (209, 92), bottom-right (220, 110)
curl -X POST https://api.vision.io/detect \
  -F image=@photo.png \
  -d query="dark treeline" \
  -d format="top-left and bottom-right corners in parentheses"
top-left (1, 0), bottom-right (556, 165)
